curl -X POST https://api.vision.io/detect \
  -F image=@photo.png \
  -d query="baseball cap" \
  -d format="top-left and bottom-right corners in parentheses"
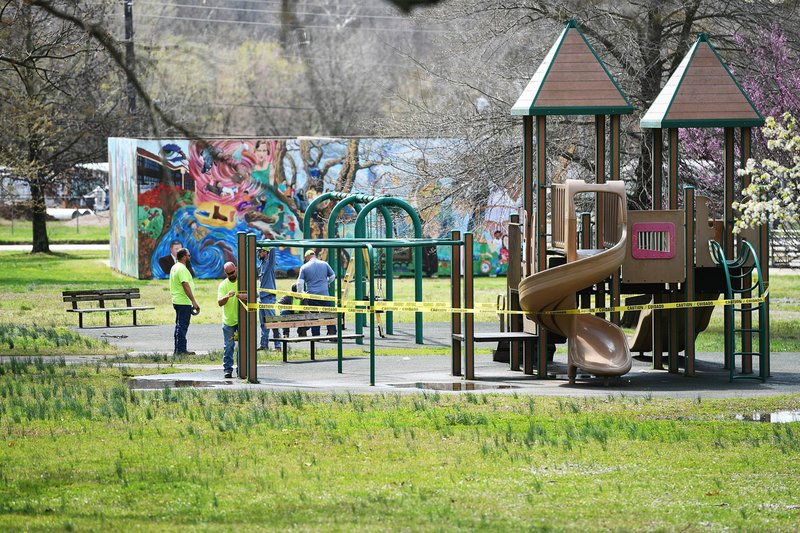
top-left (304, 249), bottom-right (316, 258)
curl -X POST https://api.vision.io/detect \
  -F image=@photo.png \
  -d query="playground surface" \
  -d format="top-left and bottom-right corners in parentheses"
top-left (73, 321), bottom-right (800, 399)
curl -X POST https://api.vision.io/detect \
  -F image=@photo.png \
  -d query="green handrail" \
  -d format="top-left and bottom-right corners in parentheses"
top-left (354, 197), bottom-right (424, 344)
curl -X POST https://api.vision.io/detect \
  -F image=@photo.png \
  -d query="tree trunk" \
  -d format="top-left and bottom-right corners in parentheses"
top-left (30, 176), bottom-right (50, 254)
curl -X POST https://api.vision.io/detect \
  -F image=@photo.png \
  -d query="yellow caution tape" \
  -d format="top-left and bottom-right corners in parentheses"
top-left (537, 291), bottom-right (768, 316)
top-left (258, 288), bottom-right (336, 302)
top-left (240, 291), bottom-right (769, 316)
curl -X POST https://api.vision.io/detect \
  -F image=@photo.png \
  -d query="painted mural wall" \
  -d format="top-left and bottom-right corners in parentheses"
top-left (108, 137), bottom-right (516, 279)
top-left (108, 138), bottom-right (139, 277)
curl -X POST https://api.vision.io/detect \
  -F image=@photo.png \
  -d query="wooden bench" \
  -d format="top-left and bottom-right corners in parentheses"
top-left (62, 288), bottom-right (154, 328)
top-left (263, 312), bottom-right (363, 362)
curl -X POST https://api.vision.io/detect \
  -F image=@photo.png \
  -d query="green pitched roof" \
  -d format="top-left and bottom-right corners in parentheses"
top-left (640, 34), bottom-right (764, 129)
top-left (511, 20), bottom-right (633, 116)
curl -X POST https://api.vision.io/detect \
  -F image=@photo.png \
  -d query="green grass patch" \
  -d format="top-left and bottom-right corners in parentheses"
top-left (0, 324), bottom-right (119, 356)
top-left (0, 217), bottom-right (110, 244)
top-left (0, 361), bottom-right (799, 530)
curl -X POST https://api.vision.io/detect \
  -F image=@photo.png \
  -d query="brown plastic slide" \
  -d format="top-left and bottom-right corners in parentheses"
top-left (518, 180), bottom-right (632, 383)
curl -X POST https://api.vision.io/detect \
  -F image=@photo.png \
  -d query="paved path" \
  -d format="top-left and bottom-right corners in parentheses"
top-left (63, 321), bottom-right (800, 398)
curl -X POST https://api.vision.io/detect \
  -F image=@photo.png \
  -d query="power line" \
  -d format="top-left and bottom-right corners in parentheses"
top-left (136, 0), bottom-right (420, 22)
top-left (138, 13), bottom-right (455, 34)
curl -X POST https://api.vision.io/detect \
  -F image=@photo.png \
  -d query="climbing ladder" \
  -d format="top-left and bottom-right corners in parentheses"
top-left (710, 239), bottom-right (768, 382)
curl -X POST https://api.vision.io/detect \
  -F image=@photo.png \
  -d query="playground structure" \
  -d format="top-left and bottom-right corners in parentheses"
top-left (233, 20), bottom-right (771, 387)
top-left (234, 192), bottom-right (468, 385)
top-left (509, 21), bottom-right (769, 383)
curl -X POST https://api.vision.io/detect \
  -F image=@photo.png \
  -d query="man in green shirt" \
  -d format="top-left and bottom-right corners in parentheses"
top-left (169, 248), bottom-right (199, 355)
top-left (217, 261), bottom-right (242, 379)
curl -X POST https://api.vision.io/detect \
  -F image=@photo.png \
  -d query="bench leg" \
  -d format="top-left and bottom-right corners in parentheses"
top-left (78, 313), bottom-right (84, 329)
top-left (283, 342), bottom-right (288, 363)
top-left (310, 341), bottom-right (315, 361)
top-left (105, 311), bottom-right (110, 328)
top-left (133, 310), bottom-right (138, 326)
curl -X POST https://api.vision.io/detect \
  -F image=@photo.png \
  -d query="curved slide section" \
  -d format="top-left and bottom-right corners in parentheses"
top-left (519, 180), bottom-right (632, 382)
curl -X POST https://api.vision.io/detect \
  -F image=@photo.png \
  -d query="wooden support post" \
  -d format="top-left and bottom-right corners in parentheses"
top-left (507, 215), bottom-right (522, 372)
top-left (685, 186), bottom-right (696, 377)
top-left (651, 129), bottom-right (664, 369)
top-left (610, 115), bottom-right (622, 325)
top-left (595, 115), bottom-right (606, 248)
top-left (723, 127), bottom-right (735, 370)
top-left (535, 115), bottom-right (549, 374)
top-left (652, 128), bottom-right (663, 211)
top-left (523, 116), bottom-right (534, 278)
top-left (594, 118), bottom-right (607, 317)
top-left (668, 128), bottom-right (679, 373)
top-left (464, 232), bottom-right (475, 381)
top-left (740, 127), bottom-right (753, 374)
top-left (451, 230), bottom-right (462, 377)
top-left (744, 125), bottom-right (771, 376)
top-left (580, 213), bottom-right (592, 310)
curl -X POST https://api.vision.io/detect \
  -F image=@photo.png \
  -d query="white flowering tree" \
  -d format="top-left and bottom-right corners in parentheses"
top-left (735, 113), bottom-right (800, 233)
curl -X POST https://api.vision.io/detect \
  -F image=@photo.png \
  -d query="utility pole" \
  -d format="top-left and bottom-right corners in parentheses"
top-left (124, 0), bottom-right (136, 114)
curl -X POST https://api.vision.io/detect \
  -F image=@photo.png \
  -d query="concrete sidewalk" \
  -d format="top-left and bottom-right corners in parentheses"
top-left (72, 321), bottom-right (800, 398)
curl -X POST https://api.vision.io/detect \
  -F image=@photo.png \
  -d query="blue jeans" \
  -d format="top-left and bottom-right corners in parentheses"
top-left (173, 304), bottom-right (192, 354)
top-left (259, 303), bottom-right (281, 348)
top-left (307, 298), bottom-right (336, 336)
top-left (222, 324), bottom-right (237, 373)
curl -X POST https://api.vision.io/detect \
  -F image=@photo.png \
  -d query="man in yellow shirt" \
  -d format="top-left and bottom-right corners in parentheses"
top-left (217, 261), bottom-right (242, 379)
top-left (169, 248), bottom-right (199, 355)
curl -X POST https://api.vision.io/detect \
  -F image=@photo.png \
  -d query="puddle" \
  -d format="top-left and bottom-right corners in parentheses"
top-left (126, 378), bottom-right (233, 390)
top-left (389, 382), bottom-right (519, 391)
top-left (735, 411), bottom-right (800, 424)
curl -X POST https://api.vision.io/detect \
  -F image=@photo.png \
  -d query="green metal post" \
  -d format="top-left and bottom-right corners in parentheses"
top-left (337, 266), bottom-right (343, 374)
top-left (236, 231), bottom-right (246, 379)
top-left (355, 197), bottom-right (424, 344)
top-left (247, 233), bottom-right (258, 383)
top-left (326, 195), bottom-right (393, 338)
top-left (451, 231), bottom-right (462, 376)
top-left (367, 244), bottom-right (376, 386)
top-left (464, 232), bottom-right (474, 380)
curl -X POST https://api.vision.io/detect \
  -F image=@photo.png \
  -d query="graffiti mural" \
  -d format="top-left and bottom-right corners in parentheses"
top-left (108, 137), bottom-right (139, 277)
top-left (108, 137), bottom-right (517, 279)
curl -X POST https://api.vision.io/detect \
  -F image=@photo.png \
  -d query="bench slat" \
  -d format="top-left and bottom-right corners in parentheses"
top-left (66, 306), bottom-right (154, 313)
top-left (263, 319), bottom-right (337, 328)
top-left (282, 334), bottom-right (362, 342)
top-left (63, 288), bottom-right (140, 296)
top-left (63, 294), bottom-right (141, 303)
top-left (263, 312), bottom-right (335, 323)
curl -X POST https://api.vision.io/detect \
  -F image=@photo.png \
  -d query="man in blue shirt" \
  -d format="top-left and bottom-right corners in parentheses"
top-left (257, 247), bottom-right (282, 351)
top-left (297, 249), bottom-right (336, 336)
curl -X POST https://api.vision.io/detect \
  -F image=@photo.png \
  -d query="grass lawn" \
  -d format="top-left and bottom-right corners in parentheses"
top-left (0, 249), bottom-right (798, 354)
top-left (0, 360), bottom-right (799, 530)
top-left (0, 217), bottom-right (110, 244)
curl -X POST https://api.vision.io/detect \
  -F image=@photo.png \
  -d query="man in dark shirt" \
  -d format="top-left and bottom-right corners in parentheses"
top-left (159, 239), bottom-right (195, 278)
